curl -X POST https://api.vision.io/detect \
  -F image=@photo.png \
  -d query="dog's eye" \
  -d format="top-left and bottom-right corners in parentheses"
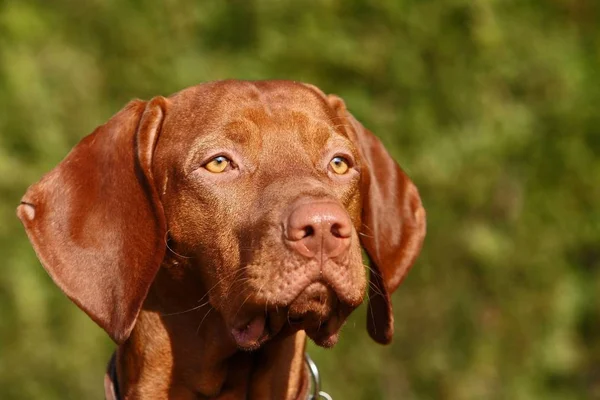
top-left (204, 156), bottom-right (231, 173)
top-left (329, 156), bottom-right (350, 175)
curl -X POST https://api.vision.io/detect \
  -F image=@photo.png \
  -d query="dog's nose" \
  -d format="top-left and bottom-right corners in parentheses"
top-left (285, 202), bottom-right (352, 259)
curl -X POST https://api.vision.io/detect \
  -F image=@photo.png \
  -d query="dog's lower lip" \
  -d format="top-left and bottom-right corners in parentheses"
top-left (231, 314), bottom-right (266, 349)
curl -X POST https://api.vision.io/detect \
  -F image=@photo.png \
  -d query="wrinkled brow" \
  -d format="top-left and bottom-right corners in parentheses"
top-left (220, 119), bottom-right (259, 146)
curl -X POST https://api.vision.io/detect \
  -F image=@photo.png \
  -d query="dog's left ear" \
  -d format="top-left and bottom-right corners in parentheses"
top-left (326, 94), bottom-right (426, 345)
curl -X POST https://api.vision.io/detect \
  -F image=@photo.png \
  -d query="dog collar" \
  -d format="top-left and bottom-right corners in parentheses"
top-left (104, 352), bottom-right (332, 399)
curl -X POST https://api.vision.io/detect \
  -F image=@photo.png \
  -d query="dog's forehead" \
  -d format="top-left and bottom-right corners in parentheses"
top-left (162, 80), bottom-right (352, 161)
top-left (170, 80), bottom-right (334, 115)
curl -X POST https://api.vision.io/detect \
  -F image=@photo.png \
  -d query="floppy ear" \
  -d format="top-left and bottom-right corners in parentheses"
top-left (17, 97), bottom-right (168, 344)
top-left (327, 95), bottom-right (426, 344)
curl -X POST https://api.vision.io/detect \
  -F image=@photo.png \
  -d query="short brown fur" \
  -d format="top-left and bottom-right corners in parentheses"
top-left (17, 80), bottom-right (425, 399)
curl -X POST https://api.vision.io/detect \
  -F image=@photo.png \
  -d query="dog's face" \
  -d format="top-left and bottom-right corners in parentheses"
top-left (155, 81), bottom-right (366, 348)
top-left (17, 80), bottom-right (425, 348)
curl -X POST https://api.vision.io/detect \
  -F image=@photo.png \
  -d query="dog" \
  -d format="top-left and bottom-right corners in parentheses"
top-left (17, 80), bottom-right (425, 399)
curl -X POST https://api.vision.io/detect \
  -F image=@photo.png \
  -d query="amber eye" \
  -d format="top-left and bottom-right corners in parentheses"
top-left (204, 156), bottom-right (231, 173)
top-left (329, 156), bottom-right (350, 175)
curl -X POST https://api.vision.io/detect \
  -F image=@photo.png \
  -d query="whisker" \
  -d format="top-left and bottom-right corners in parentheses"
top-left (358, 231), bottom-right (375, 239)
top-left (161, 300), bottom-right (211, 317)
top-left (164, 230), bottom-right (193, 259)
top-left (362, 263), bottom-right (386, 297)
top-left (196, 308), bottom-right (213, 334)
top-left (232, 288), bottom-right (255, 322)
top-left (192, 276), bottom-right (229, 307)
top-left (367, 298), bottom-right (377, 335)
top-left (221, 267), bottom-right (252, 299)
top-left (361, 222), bottom-right (394, 249)
top-left (260, 283), bottom-right (271, 321)
top-left (367, 281), bottom-right (385, 298)
top-left (226, 278), bottom-right (253, 295)
top-left (176, 271), bottom-right (242, 317)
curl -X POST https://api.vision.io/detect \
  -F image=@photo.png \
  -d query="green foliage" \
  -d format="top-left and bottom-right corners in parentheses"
top-left (1, 0), bottom-right (598, 398)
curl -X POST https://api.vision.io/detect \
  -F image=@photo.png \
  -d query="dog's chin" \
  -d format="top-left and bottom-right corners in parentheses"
top-left (283, 281), bottom-right (346, 347)
top-left (228, 281), bottom-right (351, 351)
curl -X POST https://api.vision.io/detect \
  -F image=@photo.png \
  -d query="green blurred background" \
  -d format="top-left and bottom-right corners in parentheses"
top-left (1, 0), bottom-right (599, 399)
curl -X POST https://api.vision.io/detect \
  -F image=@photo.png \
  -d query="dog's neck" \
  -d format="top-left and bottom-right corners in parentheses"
top-left (114, 269), bottom-right (309, 399)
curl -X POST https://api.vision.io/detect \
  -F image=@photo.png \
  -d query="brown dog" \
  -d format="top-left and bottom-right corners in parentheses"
top-left (17, 80), bottom-right (425, 399)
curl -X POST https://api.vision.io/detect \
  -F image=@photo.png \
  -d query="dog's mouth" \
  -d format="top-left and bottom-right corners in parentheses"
top-left (229, 282), bottom-right (350, 351)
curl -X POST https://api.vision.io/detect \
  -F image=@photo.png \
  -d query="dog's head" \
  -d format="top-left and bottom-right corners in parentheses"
top-left (17, 80), bottom-right (425, 349)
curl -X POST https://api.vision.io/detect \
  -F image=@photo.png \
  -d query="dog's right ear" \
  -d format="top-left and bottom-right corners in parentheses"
top-left (17, 97), bottom-right (168, 344)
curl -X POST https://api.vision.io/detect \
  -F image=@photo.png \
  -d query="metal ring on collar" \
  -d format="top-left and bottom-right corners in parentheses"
top-left (305, 353), bottom-right (333, 400)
